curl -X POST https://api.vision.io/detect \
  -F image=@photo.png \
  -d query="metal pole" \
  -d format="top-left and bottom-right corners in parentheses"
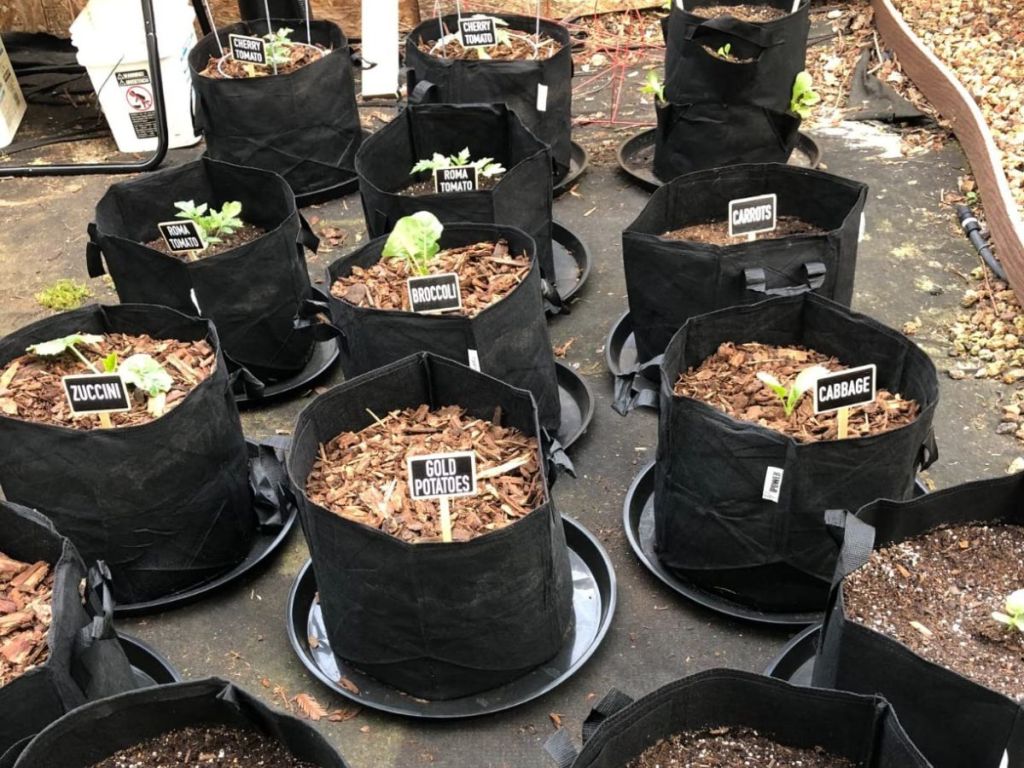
top-left (263, 0), bottom-right (278, 75)
top-left (200, 0), bottom-right (224, 56)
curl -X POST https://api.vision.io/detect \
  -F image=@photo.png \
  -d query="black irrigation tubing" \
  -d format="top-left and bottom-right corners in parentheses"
top-left (957, 203), bottom-right (1008, 282)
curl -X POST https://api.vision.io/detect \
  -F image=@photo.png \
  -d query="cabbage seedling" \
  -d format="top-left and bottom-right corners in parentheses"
top-left (26, 333), bottom-right (105, 373)
top-left (790, 71), bottom-right (820, 118)
top-left (992, 590), bottom-right (1024, 633)
top-left (756, 365), bottom-right (830, 417)
top-left (382, 212), bottom-right (444, 276)
top-left (119, 354), bottom-right (174, 417)
top-left (410, 147), bottom-right (506, 180)
top-left (173, 200), bottom-right (245, 248)
top-left (640, 69), bottom-right (666, 103)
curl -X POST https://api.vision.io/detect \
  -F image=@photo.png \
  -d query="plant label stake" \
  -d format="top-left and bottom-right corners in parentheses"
top-left (228, 34), bottom-right (267, 66)
top-left (812, 364), bottom-right (877, 440)
top-left (407, 273), bottom-right (462, 314)
top-left (158, 220), bottom-right (206, 253)
top-left (434, 165), bottom-right (478, 194)
top-left (407, 451), bottom-right (477, 543)
top-left (459, 17), bottom-right (498, 48)
top-left (62, 374), bottom-right (131, 418)
top-left (728, 193), bottom-right (777, 239)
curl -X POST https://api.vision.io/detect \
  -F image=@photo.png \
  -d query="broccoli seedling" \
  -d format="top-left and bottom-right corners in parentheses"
top-left (119, 354), bottom-right (174, 417)
top-left (992, 590), bottom-right (1024, 633)
top-left (382, 212), bottom-right (444, 277)
top-left (264, 27), bottom-right (296, 67)
top-left (756, 365), bottom-right (830, 417)
top-left (173, 200), bottom-right (245, 248)
top-left (26, 333), bottom-right (105, 373)
top-left (790, 70), bottom-right (820, 119)
top-left (410, 147), bottom-right (507, 180)
top-left (640, 69), bottom-right (666, 103)
top-left (35, 279), bottom-right (92, 312)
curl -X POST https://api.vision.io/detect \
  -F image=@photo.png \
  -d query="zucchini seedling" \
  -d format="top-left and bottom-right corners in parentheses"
top-left (756, 365), bottom-right (829, 417)
top-left (382, 212), bottom-right (444, 277)
top-left (26, 333), bottom-right (105, 372)
top-left (119, 354), bottom-right (174, 417)
top-left (410, 147), bottom-right (507, 180)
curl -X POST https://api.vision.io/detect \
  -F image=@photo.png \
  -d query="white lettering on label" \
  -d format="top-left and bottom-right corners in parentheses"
top-left (70, 382), bottom-right (123, 401)
top-left (462, 20), bottom-right (491, 32)
top-left (731, 204), bottom-right (774, 226)
top-left (409, 285), bottom-right (459, 304)
top-left (817, 374), bottom-right (872, 403)
top-left (463, 32), bottom-right (493, 45)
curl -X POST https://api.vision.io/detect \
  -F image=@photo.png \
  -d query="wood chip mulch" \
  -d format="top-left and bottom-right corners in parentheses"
top-left (626, 727), bottom-right (855, 768)
top-left (0, 333), bottom-right (215, 430)
top-left (144, 223), bottom-right (265, 260)
top-left (661, 216), bottom-right (823, 244)
top-left (417, 29), bottom-right (562, 60)
top-left (306, 404), bottom-right (544, 543)
top-left (0, 553), bottom-right (53, 687)
top-left (330, 239), bottom-right (531, 318)
top-left (845, 523), bottom-right (1024, 702)
top-left (200, 43), bottom-right (328, 79)
top-left (673, 341), bottom-right (920, 442)
top-left (694, 4), bottom-right (789, 22)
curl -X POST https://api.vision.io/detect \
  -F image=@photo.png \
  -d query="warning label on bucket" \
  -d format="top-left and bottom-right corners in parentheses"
top-left (115, 70), bottom-right (151, 87)
top-left (116, 69), bottom-right (157, 140)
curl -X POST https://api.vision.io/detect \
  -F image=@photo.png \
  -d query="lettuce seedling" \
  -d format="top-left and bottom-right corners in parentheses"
top-left (790, 70), bottom-right (820, 118)
top-left (992, 590), bottom-right (1024, 633)
top-left (26, 333), bottom-right (105, 372)
top-left (756, 365), bottom-right (830, 417)
top-left (640, 69), bottom-right (666, 104)
top-left (410, 147), bottom-right (507, 180)
top-left (264, 27), bottom-right (296, 67)
top-left (119, 354), bottom-right (173, 417)
top-left (174, 200), bottom-right (245, 247)
top-left (382, 212), bottom-right (444, 276)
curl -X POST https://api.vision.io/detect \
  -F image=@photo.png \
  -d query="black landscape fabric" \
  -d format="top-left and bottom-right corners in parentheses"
top-left (655, 293), bottom-right (939, 613)
top-left (324, 223), bottom-right (561, 431)
top-left (12, 677), bottom-right (350, 768)
top-left (287, 353), bottom-right (574, 700)
top-left (0, 305), bottom-right (256, 606)
top-left (552, 669), bottom-right (931, 768)
top-left (814, 474), bottom-right (1024, 768)
top-left (89, 158), bottom-right (319, 384)
top-left (406, 13), bottom-right (574, 179)
top-left (189, 20), bottom-right (362, 199)
top-left (0, 502), bottom-right (138, 760)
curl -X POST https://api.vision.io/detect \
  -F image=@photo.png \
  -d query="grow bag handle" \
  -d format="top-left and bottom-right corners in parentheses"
top-left (916, 428), bottom-right (938, 472)
top-left (85, 223), bottom-right (106, 277)
top-left (684, 16), bottom-right (783, 51)
top-left (744, 261), bottom-right (826, 297)
top-left (350, 52), bottom-right (377, 70)
top-left (408, 79), bottom-right (440, 105)
top-left (543, 688), bottom-right (636, 767)
top-left (823, 509), bottom-right (876, 582)
top-left (542, 278), bottom-right (568, 316)
top-left (542, 428), bottom-right (575, 479)
top-left (294, 298), bottom-right (347, 348)
top-left (297, 214), bottom-right (320, 254)
top-left (612, 356), bottom-right (662, 416)
top-left (71, 561), bottom-right (139, 701)
top-left (226, 357), bottom-right (267, 400)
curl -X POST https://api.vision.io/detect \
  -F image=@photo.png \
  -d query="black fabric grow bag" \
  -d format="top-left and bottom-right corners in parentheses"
top-left (0, 502), bottom-right (137, 759)
top-left (88, 157), bottom-right (319, 384)
top-left (355, 103), bottom-right (561, 305)
top-left (654, 293), bottom-right (939, 612)
top-left (547, 668), bottom-right (931, 768)
top-left (287, 352), bottom-right (574, 700)
top-left (323, 223), bottom-right (560, 431)
top-left (406, 13), bottom-right (574, 179)
top-left (0, 304), bottom-right (256, 606)
top-left (814, 474), bottom-right (1024, 768)
top-left (623, 162), bottom-right (867, 373)
top-left (12, 677), bottom-right (349, 768)
top-left (189, 19), bottom-right (362, 199)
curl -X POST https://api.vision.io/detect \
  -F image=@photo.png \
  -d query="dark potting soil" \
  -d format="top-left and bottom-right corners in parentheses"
top-left (0, 553), bottom-right (53, 687)
top-left (661, 216), bottom-right (823, 244)
top-left (144, 223), bottom-right (265, 260)
top-left (694, 4), bottom-right (790, 22)
top-left (0, 333), bottom-right (215, 430)
top-left (673, 342), bottom-right (919, 443)
top-left (399, 173), bottom-right (499, 197)
top-left (200, 43), bottom-right (328, 79)
top-left (85, 725), bottom-right (318, 768)
top-left (844, 523), bottom-right (1024, 702)
top-left (626, 727), bottom-right (856, 768)
top-left (417, 29), bottom-right (562, 60)
top-left (306, 404), bottom-right (544, 543)
top-left (330, 239), bottom-right (530, 317)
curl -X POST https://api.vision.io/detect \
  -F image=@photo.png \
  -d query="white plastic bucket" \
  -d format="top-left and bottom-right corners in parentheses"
top-left (71, 0), bottom-right (200, 153)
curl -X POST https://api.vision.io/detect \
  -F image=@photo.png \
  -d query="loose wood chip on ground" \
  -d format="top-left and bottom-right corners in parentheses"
top-left (0, 552), bottom-right (53, 687)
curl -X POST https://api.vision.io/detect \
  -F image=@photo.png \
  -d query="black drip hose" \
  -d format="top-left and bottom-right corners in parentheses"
top-left (956, 203), bottom-right (1007, 282)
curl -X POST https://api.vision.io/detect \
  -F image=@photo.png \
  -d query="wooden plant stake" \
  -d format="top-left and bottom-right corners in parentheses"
top-left (440, 496), bottom-right (453, 543)
top-left (837, 406), bottom-right (849, 439)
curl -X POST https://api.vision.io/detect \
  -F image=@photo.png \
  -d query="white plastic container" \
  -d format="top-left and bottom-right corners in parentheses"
top-left (70, 0), bottom-right (200, 152)
top-left (0, 37), bottom-right (26, 148)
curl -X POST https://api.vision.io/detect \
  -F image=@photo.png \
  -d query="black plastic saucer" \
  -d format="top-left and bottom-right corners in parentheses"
top-left (119, 633), bottom-right (182, 686)
top-left (556, 362), bottom-right (595, 450)
top-left (552, 141), bottom-right (590, 198)
top-left (616, 128), bottom-right (823, 192)
top-left (763, 624), bottom-right (820, 686)
top-left (550, 222), bottom-right (592, 313)
top-left (604, 311), bottom-right (659, 413)
top-left (286, 515), bottom-right (616, 719)
top-left (114, 441), bottom-right (298, 616)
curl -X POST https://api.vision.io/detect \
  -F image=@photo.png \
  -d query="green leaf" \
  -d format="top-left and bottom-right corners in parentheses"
top-left (26, 333), bottom-right (104, 357)
top-left (1006, 589), bottom-right (1024, 617)
top-left (103, 353), bottom-right (118, 373)
top-left (790, 70), bottom-right (820, 119)
top-left (382, 212), bottom-right (444, 276)
top-left (119, 354), bottom-right (173, 398)
top-left (794, 365), bottom-right (830, 396)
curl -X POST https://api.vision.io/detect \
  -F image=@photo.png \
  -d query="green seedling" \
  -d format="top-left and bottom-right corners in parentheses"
top-left (992, 590), bottom-right (1024, 633)
top-left (640, 69), bottom-right (666, 103)
top-left (756, 365), bottom-right (830, 417)
top-left (410, 147), bottom-right (507, 180)
top-left (264, 26), bottom-right (296, 67)
top-left (173, 200), bottom-right (245, 247)
top-left (790, 70), bottom-right (820, 118)
top-left (102, 353), bottom-right (118, 373)
top-left (716, 43), bottom-right (732, 58)
top-left (26, 333), bottom-right (105, 373)
top-left (382, 211), bottom-right (444, 277)
top-left (35, 279), bottom-right (92, 312)
top-left (119, 353), bottom-right (173, 417)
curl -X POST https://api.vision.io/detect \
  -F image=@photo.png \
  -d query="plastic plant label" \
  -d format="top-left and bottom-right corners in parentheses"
top-left (407, 451), bottom-right (477, 499)
top-left (189, 288), bottom-right (202, 314)
top-left (62, 374), bottom-right (131, 416)
top-left (762, 466), bottom-right (784, 503)
top-left (434, 166), bottom-right (478, 194)
top-left (407, 273), bottom-right (462, 314)
top-left (813, 364), bottom-right (876, 414)
top-left (467, 349), bottom-right (481, 371)
top-left (228, 34), bottom-right (267, 66)
top-left (459, 17), bottom-right (498, 47)
top-left (158, 220), bottom-right (206, 252)
top-left (537, 83), bottom-right (549, 112)
top-left (728, 193), bottom-right (777, 238)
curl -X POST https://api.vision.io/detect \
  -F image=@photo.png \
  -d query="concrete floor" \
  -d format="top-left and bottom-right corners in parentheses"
top-left (0, 60), bottom-right (1020, 768)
